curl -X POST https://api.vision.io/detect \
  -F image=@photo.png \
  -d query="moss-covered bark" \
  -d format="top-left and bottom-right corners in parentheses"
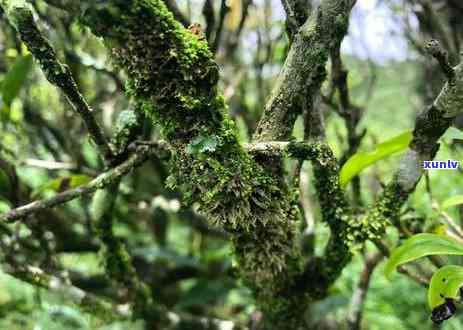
top-left (253, 0), bottom-right (353, 142)
top-left (78, 0), bottom-right (304, 327)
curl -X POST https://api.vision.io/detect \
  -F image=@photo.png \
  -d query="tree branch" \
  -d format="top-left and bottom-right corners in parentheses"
top-left (281, 0), bottom-right (312, 39)
top-left (3, 264), bottom-right (130, 319)
top-left (253, 0), bottom-right (356, 142)
top-left (347, 253), bottom-right (383, 330)
top-left (0, 0), bottom-right (115, 164)
top-left (0, 142), bottom-right (168, 222)
top-left (364, 49), bottom-right (463, 243)
top-left (425, 39), bottom-right (455, 80)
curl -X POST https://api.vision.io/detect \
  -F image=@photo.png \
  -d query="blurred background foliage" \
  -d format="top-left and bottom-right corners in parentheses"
top-left (1, 0), bottom-right (463, 329)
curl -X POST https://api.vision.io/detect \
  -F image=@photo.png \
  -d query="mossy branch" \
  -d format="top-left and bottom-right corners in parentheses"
top-left (365, 41), bottom-right (462, 241)
top-left (25, 0), bottom-right (356, 327)
top-left (253, 0), bottom-right (355, 142)
top-left (3, 264), bottom-right (130, 320)
top-left (74, 2), bottom-right (304, 316)
top-left (281, 0), bottom-right (312, 39)
top-left (0, 0), bottom-right (114, 165)
top-left (91, 183), bottom-right (167, 326)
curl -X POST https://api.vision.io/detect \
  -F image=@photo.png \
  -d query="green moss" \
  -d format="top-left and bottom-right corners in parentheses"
top-left (80, 0), bottom-right (302, 307)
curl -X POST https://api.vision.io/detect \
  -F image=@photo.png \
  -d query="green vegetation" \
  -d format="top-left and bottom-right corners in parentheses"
top-left (1, 0), bottom-right (463, 329)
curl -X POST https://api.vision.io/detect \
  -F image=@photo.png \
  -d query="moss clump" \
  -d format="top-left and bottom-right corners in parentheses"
top-left (80, 0), bottom-right (302, 304)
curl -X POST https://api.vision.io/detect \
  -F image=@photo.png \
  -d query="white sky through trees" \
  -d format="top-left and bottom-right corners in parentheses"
top-left (179, 0), bottom-right (412, 63)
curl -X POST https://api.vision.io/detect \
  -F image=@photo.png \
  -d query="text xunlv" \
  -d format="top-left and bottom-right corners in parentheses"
top-left (422, 160), bottom-right (460, 170)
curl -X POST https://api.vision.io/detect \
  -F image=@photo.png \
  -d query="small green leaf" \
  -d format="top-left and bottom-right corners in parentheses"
top-left (90, 188), bottom-right (114, 221)
top-left (385, 233), bottom-right (463, 279)
top-left (339, 131), bottom-right (412, 188)
top-left (34, 174), bottom-right (92, 196)
top-left (428, 265), bottom-right (463, 309)
top-left (442, 195), bottom-right (463, 209)
top-left (444, 127), bottom-right (463, 139)
top-left (1, 54), bottom-right (33, 106)
top-left (0, 198), bottom-right (11, 213)
top-left (186, 135), bottom-right (219, 155)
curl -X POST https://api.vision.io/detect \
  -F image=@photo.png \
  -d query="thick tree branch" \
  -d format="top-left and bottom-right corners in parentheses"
top-left (71, 3), bottom-right (310, 328)
top-left (253, 0), bottom-right (356, 142)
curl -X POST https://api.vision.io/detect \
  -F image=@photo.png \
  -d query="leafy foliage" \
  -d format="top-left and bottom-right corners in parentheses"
top-left (428, 265), bottom-right (463, 309)
top-left (442, 195), bottom-right (463, 209)
top-left (385, 234), bottom-right (463, 279)
top-left (33, 174), bottom-right (93, 196)
top-left (1, 54), bottom-right (33, 107)
top-left (339, 131), bottom-right (412, 188)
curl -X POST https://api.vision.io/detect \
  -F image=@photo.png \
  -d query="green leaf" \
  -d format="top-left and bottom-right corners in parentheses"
top-left (339, 131), bottom-right (412, 188)
top-left (442, 195), bottom-right (463, 209)
top-left (428, 265), bottom-right (463, 309)
top-left (444, 127), bottom-right (463, 139)
top-left (0, 198), bottom-right (11, 213)
top-left (90, 188), bottom-right (115, 221)
top-left (1, 54), bottom-right (33, 106)
top-left (33, 174), bottom-right (92, 196)
top-left (385, 233), bottom-right (463, 279)
top-left (186, 135), bottom-right (219, 155)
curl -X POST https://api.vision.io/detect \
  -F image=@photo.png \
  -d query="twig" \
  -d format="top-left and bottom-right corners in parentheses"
top-left (211, 0), bottom-right (229, 53)
top-left (163, 0), bottom-right (190, 27)
top-left (0, 143), bottom-right (168, 223)
top-left (425, 39), bottom-right (455, 81)
top-left (21, 158), bottom-right (77, 170)
top-left (374, 239), bottom-right (429, 287)
top-left (224, 0), bottom-right (252, 56)
top-left (347, 253), bottom-right (383, 330)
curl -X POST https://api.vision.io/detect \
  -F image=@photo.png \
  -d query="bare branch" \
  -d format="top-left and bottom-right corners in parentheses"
top-left (347, 253), bottom-right (383, 330)
top-left (211, 0), bottom-right (229, 53)
top-left (163, 0), bottom-right (190, 27)
top-left (202, 0), bottom-right (215, 43)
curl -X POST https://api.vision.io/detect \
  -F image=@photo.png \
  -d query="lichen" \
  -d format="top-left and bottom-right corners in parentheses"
top-left (111, 109), bottom-right (142, 155)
